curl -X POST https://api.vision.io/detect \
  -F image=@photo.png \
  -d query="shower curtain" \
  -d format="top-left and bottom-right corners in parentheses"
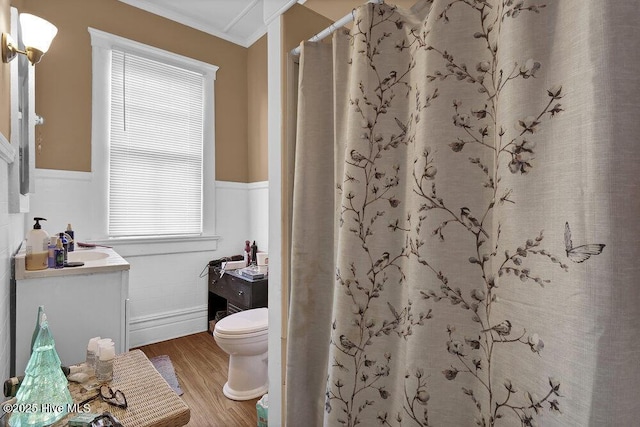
top-left (287, 1), bottom-right (640, 426)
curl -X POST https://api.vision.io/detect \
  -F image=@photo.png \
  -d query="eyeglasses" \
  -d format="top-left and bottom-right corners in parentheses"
top-left (79, 385), bottom-right (128, 409)
top-left (90, 411), bottom-right (124, 427)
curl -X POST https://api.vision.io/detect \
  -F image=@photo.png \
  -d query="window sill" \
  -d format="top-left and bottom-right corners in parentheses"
top-left (90, 235), bottom-right (220, 257)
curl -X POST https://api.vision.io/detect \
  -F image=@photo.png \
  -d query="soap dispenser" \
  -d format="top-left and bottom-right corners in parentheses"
top-left (25, 217), bottom-right (50, 271)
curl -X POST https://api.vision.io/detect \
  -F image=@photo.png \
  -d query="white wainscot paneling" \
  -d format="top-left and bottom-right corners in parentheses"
top-left (126, 251), bottom-right (210, 347)
top-left (215, 181), bottom-right (269, 255)
top-left (1, 155), bottom-right (27, 384)
top-left (28, 173), bottom-right (269, 346)
top-left (0, 161), bottom-right (12, 381)
top-left (29, 169), bottom-right (95, 241)
top-left (249, 181), bottom-right (269, 252)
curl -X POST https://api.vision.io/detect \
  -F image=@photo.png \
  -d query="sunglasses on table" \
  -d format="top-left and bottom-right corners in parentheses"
top-left (78, 385), bottom-right (128, 409)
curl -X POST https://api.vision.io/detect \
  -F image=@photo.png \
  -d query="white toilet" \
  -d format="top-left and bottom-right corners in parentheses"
top-left (213, 307), bottom-right (269, 400)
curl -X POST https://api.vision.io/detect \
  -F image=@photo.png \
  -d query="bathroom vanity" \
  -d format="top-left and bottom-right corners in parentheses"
top-left (11, 246), bottom-right (130, 376)
top-left (208, 267), bottom-right (267, 318)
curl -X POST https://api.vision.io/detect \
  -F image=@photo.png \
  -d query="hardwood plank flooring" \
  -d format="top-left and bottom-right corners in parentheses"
top-left (136, 332), bottom-right (259, 427)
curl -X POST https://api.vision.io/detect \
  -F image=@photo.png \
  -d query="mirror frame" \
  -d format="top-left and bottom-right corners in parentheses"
top-left (8, 6), bottom-right (36, 213)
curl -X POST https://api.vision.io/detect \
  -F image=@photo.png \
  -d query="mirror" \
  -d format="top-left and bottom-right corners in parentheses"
top-left (17, 18), bottom-right (36, 196)
top-left (8, 6), bottom-right (38, 213)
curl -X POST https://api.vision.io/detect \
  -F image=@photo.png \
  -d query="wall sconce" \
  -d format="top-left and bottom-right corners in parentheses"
top-left (2, 13), bottom-right (57, 65)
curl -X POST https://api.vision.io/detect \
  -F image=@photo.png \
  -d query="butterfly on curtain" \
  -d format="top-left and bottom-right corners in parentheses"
top-left (564, 222), bottom-right (605, 263)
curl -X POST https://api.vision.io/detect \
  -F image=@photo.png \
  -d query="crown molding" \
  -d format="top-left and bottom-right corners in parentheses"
top-left (117, 0), bottom-right (263, 47)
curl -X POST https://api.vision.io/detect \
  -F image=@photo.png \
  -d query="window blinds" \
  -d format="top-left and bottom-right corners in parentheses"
top-left (109, 50), bottom-right (205, 237)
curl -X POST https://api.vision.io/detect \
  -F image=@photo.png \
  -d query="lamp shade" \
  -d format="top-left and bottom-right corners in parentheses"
top-left (19, 13), bottom-right (57, 53)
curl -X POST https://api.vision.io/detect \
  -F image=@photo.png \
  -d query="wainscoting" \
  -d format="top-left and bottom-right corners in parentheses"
top-left (29, 169), bottom-right (268, 347)
top-left (0, 154), bottom-right (27, 391)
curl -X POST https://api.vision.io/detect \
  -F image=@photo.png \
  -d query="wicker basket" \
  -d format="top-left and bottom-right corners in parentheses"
top-left (51, 349), bottom-right (190, 427)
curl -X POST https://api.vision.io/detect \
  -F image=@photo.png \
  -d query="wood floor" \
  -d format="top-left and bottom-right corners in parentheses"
top-left (136, 332), bottom-right (259, 427)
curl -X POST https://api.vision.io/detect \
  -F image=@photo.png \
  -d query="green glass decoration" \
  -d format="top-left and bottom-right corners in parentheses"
top-left (9, 309), bottom-right (73, 427)
top-left (29, 306), bottom-right (44, 356)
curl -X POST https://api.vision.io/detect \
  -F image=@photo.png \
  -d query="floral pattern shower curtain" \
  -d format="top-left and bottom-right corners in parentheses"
top-left (287, 1), bottom-right (640, 426)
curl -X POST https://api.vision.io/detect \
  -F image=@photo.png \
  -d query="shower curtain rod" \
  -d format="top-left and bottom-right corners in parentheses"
top-left (291, 0), bottom-right (385, 56)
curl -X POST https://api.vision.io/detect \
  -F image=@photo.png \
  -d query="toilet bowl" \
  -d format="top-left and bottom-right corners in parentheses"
top-left (213, 307), bottom-right (268, 400)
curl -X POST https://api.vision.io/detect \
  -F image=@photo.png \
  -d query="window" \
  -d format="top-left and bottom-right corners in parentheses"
top-left (89, 29), bottom-right (218, 241)
top-left (109, 50), bottom-right (204, 236)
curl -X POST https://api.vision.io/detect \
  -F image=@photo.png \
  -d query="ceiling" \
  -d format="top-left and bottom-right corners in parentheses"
top-left (117, 0), bottom-right (271, 47)
top-left (117, 0), bottom-right (419, 48)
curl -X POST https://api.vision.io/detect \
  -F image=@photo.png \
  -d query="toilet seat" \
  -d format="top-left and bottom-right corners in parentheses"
top-left (214, 329), bottom-right (267, 340)
top-left (214, 307), bottom-right (268, 336)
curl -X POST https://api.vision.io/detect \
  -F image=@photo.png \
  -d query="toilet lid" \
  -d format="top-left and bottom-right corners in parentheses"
top-left (215, 307), bottom-right (268, 335)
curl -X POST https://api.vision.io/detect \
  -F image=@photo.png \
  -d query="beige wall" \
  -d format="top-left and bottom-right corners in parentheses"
top-left (304, 0), bottom-right (419, 21)
top-left (11, 0), bottom-right (251, 182)
top-left (281, 4), bottom-right (333, 182)
top-left (283, 4), bottom-right (333, 53)
top-left (244, 3), bottom-right (335, 185)
top-left (1, 0), bottom-right (9, 139)
top-left (4, 1), bottom-right (387, 183)
top-left (247, 34), bottom-right (268, 182)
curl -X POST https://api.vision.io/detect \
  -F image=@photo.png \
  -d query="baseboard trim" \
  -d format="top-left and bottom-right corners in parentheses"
top-left (129, 305), bottom-right (208, 348)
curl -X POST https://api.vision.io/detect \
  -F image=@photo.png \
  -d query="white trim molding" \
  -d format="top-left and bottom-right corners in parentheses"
top-left (95, 235), bottom-right (220, 258)
top-left (35, 168), bottom-right (92, 181)
top-left (215, 180), bottom-right (251, 191)
top-left (88, 28), bottom-right (218, 242)
top-left (264, 0), bottom-right (298, 25)
top-left (248, 180), bottom-right (269, 190)
top-left (88, 28), bottom-right (219, 77)
top-left (267, 15), bottom-right (283, 426)
top-left (129, 305), bottom-right (208, 348)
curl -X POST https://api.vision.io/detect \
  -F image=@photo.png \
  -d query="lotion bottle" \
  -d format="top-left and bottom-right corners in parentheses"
top-left (66, 224), bottom-right (75, 252)
top-left (25, 217), bottom-right (49, 271)
top-left (54, 237), bottom-right (64, 269)
top-left (47, 237), bottom-right (56, 268)
top-left (244, 240), bottom-right (251, 266)
top-left (58, 232), bottom-right (69, 262)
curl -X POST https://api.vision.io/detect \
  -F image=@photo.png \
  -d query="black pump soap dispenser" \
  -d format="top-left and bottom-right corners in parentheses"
top-left (250, 241), bottom-right (258, 266)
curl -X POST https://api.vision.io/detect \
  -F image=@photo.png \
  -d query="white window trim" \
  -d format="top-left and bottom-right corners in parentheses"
top-left (88, 28), bottom-right (218, 251)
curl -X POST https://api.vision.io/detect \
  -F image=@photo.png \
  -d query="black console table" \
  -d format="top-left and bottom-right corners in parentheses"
top-left (208, 267), bottom-right (268, 321)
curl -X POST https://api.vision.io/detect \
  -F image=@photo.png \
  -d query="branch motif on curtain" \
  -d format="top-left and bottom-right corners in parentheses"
top-left (288, 1), bottom-right (613, 426)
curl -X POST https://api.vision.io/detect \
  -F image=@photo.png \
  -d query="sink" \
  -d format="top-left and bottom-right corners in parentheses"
top-left (67, 250), bottom-right (109, 262)
top-left (13, 244), bottom-right (129, 280)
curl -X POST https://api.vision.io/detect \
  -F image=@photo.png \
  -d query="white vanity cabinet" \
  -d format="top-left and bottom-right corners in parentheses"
top-left (11, 247), bottom-right (130, 376)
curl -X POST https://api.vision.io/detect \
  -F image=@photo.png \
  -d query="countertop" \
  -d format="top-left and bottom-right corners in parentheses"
top-left (13, 243), bottom-right (130, 280)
